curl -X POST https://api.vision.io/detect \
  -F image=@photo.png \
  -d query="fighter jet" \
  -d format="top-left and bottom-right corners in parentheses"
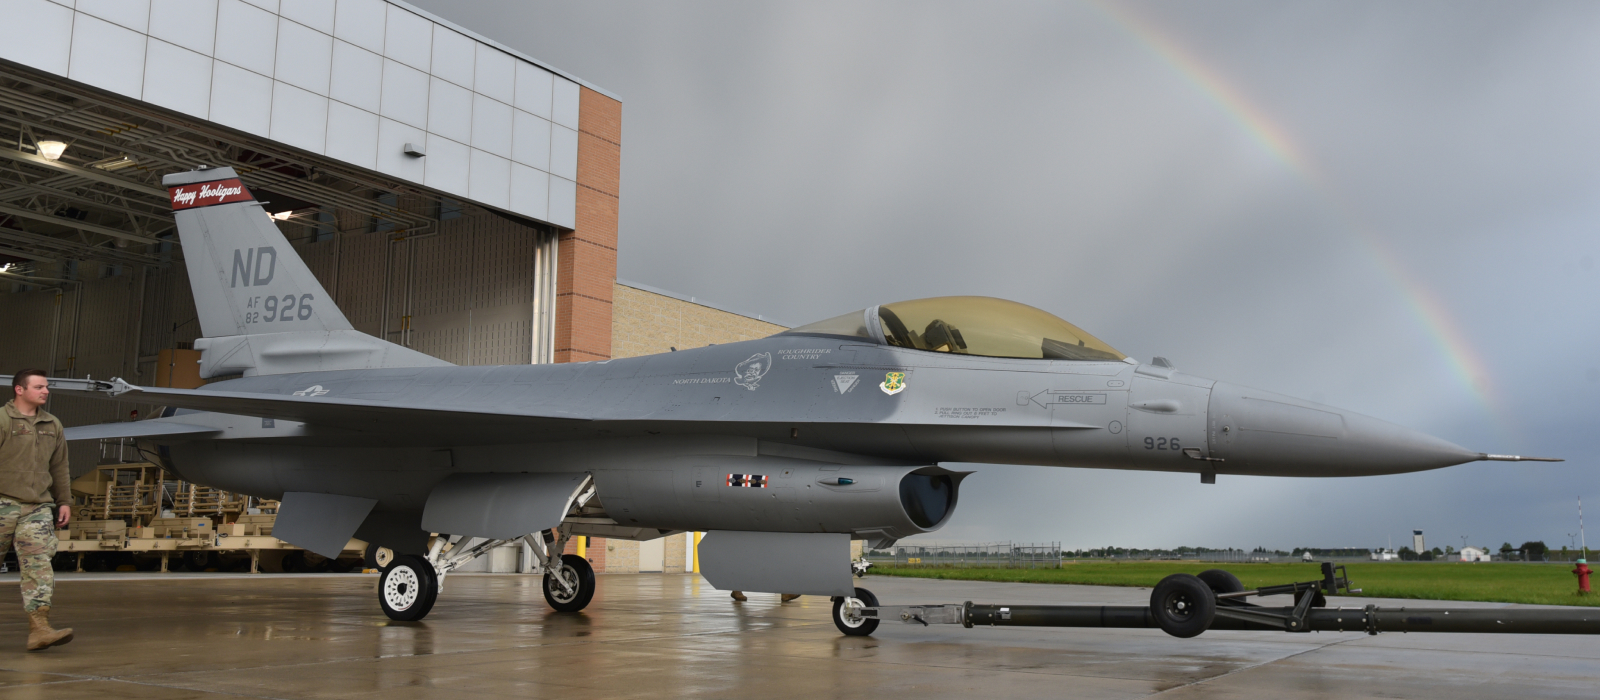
top-left (44, 167), bottom-right (1557, 625)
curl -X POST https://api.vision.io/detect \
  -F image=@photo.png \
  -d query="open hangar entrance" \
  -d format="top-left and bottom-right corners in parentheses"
top-left (0, 0), bottom-right (627, 489)
top-left (0, 59), bottom-right (564, 475)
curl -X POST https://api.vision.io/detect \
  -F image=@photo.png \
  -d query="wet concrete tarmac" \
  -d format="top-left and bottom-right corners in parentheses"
top-left (0, 572), bottom-right (1596, 698)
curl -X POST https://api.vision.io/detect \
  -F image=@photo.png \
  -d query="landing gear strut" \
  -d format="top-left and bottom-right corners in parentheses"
top-left (372, 475), bottom-right (602, 621)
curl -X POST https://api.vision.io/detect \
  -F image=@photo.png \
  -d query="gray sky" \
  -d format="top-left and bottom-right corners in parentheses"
top-left (412, 0), bottom-right (1600, 553)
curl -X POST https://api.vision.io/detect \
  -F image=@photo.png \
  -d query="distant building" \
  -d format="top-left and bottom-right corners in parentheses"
top-left (1460, 547), bottom-right (1491, 562)
top-left (1371, 549), bottom-right (1400, 561)
top-left (1413, 530), bottom-right (1425, 553)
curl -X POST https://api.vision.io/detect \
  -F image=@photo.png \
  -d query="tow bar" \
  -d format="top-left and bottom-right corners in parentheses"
top-left (838, 563), bottom-right (1600, 638)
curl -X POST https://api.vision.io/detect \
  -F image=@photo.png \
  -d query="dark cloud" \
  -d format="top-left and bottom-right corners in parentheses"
top-left (411, 0), bottom-right (1599, 551)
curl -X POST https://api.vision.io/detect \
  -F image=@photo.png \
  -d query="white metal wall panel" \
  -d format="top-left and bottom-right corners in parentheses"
top-left (423, 133), bottom-right (469, 197)
top-left (6, 0), bottom-right (584, 232)
top-left (277, 0), bottom-right (331, 34)
top-left (548, 176), bottom-right (576, 230)
top-left (383, 5), bottom-right (431, 71)
top-left (375, 117), bottom-right (426, 181)
top-left (468, 149), bottom-right (510, 210)
top-left (552, 77), bottom-right (580, 130)
top-left (514, 60), bottom-right (553, 120)
top-left (274, 16), bottom-right (333, 95)
top-left (209, 60), bottom-right (273, 134)
top-left (512, 110), bottom-right (552, 172)
top-left (329, 39), bottom-right (383, 112)
top-left (380, 58), bottom-right (429, 129)
top-left (429, 25), bottom-right (475, 88)
top-left (549, 126), bottom-right (578, 181)
top-left (148, 0), bottom-right (218, 56)
top-left (0, 0), bottom-right (74, 76)
top-left (332, 0), bottom-right (384, 54)
top-left (77, 0), bottom-right (149, 32)
top-left (474, 44), bottom-right (515, 104)
top-left (215, 0), bottom-right (278, 77)
top-left (269, 81), bottom-right (327, 153)
top-left (471, 94), bottom-right (512, 157)
top-left (509, 164), bottom-right (550, 221)
top-left (69, 14), bottom-right (148, 98)
top-left (426, 77), bottom-right (472, 143)
top-left (326, 100), bottom-right (380, 169)
top-left (143, 39), bottom-right (213, 119)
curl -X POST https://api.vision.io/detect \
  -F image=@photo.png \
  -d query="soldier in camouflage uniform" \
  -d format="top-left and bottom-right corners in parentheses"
top-left (1, 370), bottom-right (73, 650)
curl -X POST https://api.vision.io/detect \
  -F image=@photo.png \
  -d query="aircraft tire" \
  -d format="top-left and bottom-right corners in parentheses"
top-left (1151, 574), bottom-right (1215, 638)
top-left (833, 587), bottom-right (881, 637)
top-left (379, 555), bottom-right (439, 621)
top-left (543, 554), bottom-right (596, 612)
top-left (1196, 569), bottom-right (1245, 595)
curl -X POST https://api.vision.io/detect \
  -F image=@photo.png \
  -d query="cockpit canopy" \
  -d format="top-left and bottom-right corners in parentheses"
top-left (778, 296), bottom-right (1126, 361)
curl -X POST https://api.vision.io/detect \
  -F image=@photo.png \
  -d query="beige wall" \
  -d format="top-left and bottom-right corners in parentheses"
top-left (611, 283), bottom-right (787, 359)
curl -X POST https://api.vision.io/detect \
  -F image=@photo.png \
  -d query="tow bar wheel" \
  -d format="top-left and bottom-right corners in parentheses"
top-left (543, 553), bottom-right (597, 612)
top-left (833, 586), bottom-right (881, 636)
top-left (379, 554), bottom-right (439, 621)
top-left (1151, 573), bottom-right (1216, 638)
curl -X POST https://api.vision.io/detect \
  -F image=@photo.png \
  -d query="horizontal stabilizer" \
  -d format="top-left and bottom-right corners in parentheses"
top-left (64, 421), bottom-right (220, 442)
top-left (43, 376), bottom-right (584, 435)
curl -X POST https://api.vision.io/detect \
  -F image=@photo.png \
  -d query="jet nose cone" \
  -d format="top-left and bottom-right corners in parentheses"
top-left (1208, 382), bottom-right (1480, 477)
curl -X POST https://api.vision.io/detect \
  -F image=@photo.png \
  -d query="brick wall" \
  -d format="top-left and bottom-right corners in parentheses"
top-left (552, 87), bottom-right (622, 364)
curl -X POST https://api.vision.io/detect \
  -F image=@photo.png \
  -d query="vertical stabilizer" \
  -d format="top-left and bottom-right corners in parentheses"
top-left (166, 168), bottom-right (351, 337)
top-left (165, 167), bottom-right (450, 377)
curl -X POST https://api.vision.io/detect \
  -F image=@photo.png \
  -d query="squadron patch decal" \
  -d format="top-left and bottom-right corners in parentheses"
top-left (734, 352), bottom-right (771, 391)
top-left (880, 371), bottom-right (906, 395)
top-left (726, 473), bottom-right (768, 488)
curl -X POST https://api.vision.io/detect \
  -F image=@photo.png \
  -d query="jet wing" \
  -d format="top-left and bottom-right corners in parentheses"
top-left (64, 420), bottom-right (221, 441)
top-left (45, 377), bottom-right (587, 434)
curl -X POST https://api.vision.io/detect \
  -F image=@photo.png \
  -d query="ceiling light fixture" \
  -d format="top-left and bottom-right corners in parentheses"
top-left (87, 155), bottom-right (137, 171)
top-left (271, 211), bottom-right (294, 220)
top-left (36, 140), bottom-right (67, 161)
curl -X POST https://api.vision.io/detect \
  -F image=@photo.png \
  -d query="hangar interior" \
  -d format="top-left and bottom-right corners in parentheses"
top-left (0, 0), bottom-right (784, 575)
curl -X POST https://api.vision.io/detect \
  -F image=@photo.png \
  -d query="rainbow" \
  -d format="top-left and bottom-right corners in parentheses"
top-left (1090, 1), bottom-right (1506, 426)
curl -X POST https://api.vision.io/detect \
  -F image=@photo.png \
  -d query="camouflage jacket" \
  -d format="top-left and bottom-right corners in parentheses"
top-left (0, 400), bottom-right (70, 505)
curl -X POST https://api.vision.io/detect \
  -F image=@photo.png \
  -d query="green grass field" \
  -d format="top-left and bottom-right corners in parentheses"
top-left (866, 561), bottom-right (1600, 607)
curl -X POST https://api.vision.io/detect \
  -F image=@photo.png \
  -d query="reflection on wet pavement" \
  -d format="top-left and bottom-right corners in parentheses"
top-left (0, 572), bottom-right (1594, 698)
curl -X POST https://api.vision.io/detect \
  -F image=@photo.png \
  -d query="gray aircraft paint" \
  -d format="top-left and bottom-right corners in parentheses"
top-left (46, 167), bottom-right (1549, 571)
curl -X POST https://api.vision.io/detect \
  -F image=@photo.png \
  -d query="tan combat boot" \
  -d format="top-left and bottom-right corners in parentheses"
top-left (780, 594), bottom-right (802, 603)
top-left (730, 591), bottom-right (748, 602)
top-left (26, 606), bottom-right (73, 651)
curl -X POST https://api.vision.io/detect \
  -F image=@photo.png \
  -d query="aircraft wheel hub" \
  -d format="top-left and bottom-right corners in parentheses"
top-left (384, 566), bottom-right (421, 611)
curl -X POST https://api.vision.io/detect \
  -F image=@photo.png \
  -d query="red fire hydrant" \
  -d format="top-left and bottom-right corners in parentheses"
top-left (1574, 559), bottom-right (1592, 594)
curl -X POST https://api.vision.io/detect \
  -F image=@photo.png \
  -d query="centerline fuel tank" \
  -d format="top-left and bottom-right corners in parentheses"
top-left (590, 461), bottom-right (969, 542)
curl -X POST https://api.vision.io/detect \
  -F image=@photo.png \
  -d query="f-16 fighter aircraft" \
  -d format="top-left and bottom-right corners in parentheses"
top-left (45, 167), bottom-right (1558, 626)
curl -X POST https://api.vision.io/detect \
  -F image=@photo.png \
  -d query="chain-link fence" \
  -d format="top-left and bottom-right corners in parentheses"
top-left (865, 542), bottom-right (1063, 569)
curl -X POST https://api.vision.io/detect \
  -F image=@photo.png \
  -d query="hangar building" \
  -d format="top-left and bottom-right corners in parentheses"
top-left (0, 0), bottom-right (781, 573)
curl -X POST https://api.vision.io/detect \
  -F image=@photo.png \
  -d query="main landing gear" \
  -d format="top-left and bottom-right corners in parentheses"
top-left (374, 477), bottom-right (602, 622)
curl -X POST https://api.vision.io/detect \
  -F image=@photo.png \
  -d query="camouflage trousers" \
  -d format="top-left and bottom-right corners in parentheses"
top-left (0, 498), bottom-right (56, 612)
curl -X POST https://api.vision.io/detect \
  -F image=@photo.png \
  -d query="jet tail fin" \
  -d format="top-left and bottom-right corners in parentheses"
top-left (165, 167), bottom-right (449, 377)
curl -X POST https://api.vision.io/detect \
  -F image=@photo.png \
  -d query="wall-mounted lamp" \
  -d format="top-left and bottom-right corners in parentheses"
top-left (403, 142), bottom-right (426, 157)
top-left (36, 140), bottom-right (67, 161)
